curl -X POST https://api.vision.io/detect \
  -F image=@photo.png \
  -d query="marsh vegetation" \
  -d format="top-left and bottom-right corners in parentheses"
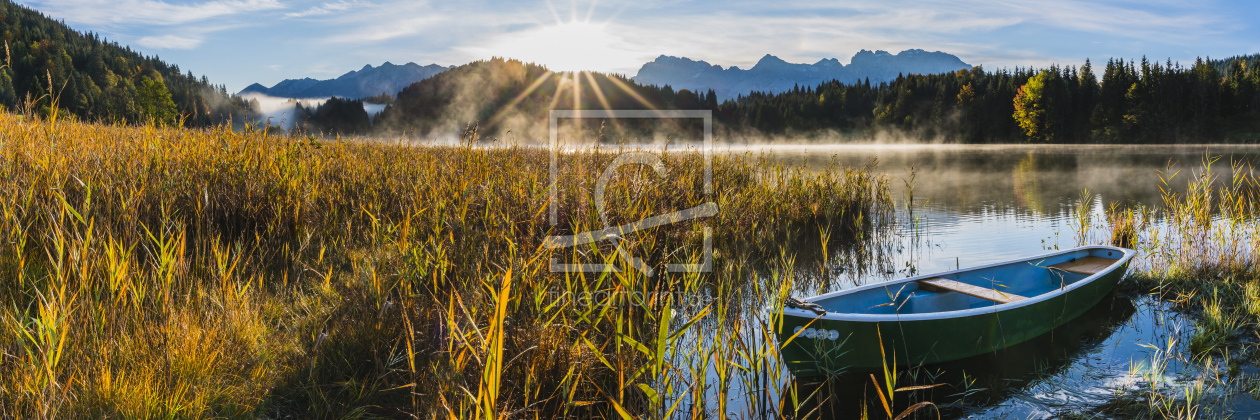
top-left (5, 110), bottom-right (1260, 419)
top-left (0, 112), bottom-right (898, 418)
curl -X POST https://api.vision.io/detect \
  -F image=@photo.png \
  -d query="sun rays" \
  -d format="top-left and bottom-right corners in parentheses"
top-left (482, 66), bottom-right (665, 142)
top-left (476, 0), bottom-right (676, 141)
top-left (473, 17), bottom-right (641, 74)
top-left (476, 0), bottom-right (673, 143)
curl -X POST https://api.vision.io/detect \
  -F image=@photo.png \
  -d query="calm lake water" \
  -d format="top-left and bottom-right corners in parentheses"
top-left (748, 144), bottom-right (1260, 418)
top-left (764, 144), bottom-right (1260, 278)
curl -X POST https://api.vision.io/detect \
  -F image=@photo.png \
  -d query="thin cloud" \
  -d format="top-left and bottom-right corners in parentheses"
top-left (293, 0), bottom-right (1219, 71)
top-left (136, 34), bottom-right (203, 49)
top-left (285, 0), bottom-right (368, 19)
top-left (992, 0), bottom-right (1223, 42)
top-left (322, 15), bottom-right (450, 43)
top-left (544, 0), bottom-right (1231, 72)
top-left (302, 0), bottom-right (464, 43)
top-left (17, 0), bottom-right (283, 26)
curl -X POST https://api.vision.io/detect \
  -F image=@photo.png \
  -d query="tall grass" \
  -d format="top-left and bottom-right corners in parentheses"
top-left (0, 112), bottom-right (892, 418)
top-left (1086, 155), bottom-right (1260, 416)
top-left (1122, 157), bottom-right (1260, 301)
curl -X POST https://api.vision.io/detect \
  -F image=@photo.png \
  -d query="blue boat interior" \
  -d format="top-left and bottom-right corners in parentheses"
top-left (815, 248), bottom-right (1123, 315)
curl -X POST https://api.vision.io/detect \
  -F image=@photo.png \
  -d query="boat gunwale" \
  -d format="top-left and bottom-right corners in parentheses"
top-left (781, 245), bottom-right (1135, 322)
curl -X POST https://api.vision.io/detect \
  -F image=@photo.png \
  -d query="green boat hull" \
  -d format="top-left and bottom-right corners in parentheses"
top-left (777, 247), bottom-right (1131, 375)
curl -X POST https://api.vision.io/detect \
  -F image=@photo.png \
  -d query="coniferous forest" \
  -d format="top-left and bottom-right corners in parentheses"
top-left (720, 55), bottom-right (1260, 143)
top-left (352, 56), bottom-right (1260, 144)
top-left (294, 97), bottom-right (371, 136)
top-left (0, 0), bottom-right (250, 126)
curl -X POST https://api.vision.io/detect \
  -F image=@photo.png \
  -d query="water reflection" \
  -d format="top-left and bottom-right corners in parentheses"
top-left (753, 144), bottom-right (1260, 213)
top-left (922, 290), bottom-right (1139, 414)
top-left (778, 144), bottom-right (1260, 288)
top-left (713, 144), bottom-right (1260, 418)
top-left (783, 290), bottom-right (1201, 419)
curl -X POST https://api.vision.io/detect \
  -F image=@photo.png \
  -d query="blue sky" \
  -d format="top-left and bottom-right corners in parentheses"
top-left (16, 0), bottom-right (1260, 92)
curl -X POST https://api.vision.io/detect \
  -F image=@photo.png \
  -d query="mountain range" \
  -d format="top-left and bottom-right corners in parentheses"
top-left (242, 49), bottom-right (969, 101)
top-left (632, 49), bottom-right (972, 99)
top-left (240, 62), bottom-right (452, 99)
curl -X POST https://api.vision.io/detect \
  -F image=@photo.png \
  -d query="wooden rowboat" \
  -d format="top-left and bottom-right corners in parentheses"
top-left (776, 245), bottom-right (1135, 375)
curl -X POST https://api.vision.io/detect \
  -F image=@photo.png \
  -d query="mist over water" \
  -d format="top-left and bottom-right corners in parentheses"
top-left (718, 143), bottom-right (1260, 418)
top-left (239, 94), bottom-right (388, 130)
top-left (738, 143), bottom-right (1260, 285)
top-left (363, 103), bottom-right (387, 124)
top-left (240, 94), bottom-right (325, 130)
top-left (761, 143), bottom-right (1260, 213)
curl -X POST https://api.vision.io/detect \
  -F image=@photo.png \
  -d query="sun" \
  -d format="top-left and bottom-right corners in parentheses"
top-left (476, 21), bottom-right (640, 73)
top-left (477, 13), bottom-right (662, 129)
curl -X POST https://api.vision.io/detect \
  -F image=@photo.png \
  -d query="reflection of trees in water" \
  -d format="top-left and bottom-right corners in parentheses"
top-left (1012, 151), bottom-right (1045, 213)
top-left (763, 146), bottom-right (1260, 215)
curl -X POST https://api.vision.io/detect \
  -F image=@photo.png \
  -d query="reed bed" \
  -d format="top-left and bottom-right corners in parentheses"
top-left (1115, 157), bottom-right (1260, 344)
top-left (1085, 156), bottom-right (1260, 417)
top-left (0, 112), bottom-right (894, 418)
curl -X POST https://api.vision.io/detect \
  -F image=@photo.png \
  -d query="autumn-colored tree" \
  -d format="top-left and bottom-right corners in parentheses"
top-left (1013, 70), bottom-right (1053, 141)
top-left (957, 82), bottom-right (975, 106)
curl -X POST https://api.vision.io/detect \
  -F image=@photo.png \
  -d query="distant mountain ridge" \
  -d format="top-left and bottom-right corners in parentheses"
top-left (241, 62), bottom-right (452, 99)
top-left (632, 49), bottom-right (971, 99)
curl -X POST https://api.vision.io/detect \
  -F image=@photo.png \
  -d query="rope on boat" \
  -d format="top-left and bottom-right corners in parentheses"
top-left (785, 297), bottom-right (827, 316)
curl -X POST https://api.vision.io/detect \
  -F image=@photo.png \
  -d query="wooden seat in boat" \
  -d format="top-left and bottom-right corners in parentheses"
top-left (917, 277), bottom-right (1027, 304)
top-left (1047, 256), bottom-right (1118, 275)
